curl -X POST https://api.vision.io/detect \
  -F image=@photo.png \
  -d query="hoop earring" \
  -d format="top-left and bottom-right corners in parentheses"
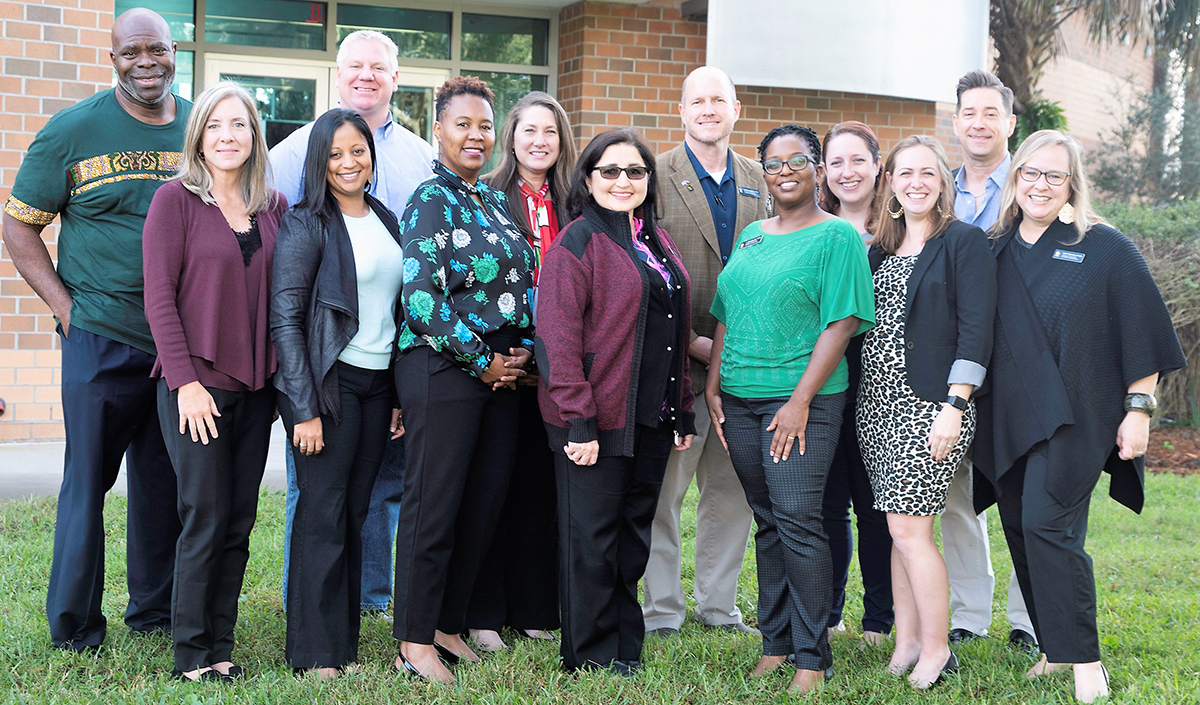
top-left (886, 196), bottom-right (903, 220)
top-left (197, 152), bottom-right (206, 162)
top-left (936, 203), bottom-right (946, 218)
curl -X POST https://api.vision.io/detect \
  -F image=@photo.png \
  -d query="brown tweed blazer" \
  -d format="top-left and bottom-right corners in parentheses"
top-left (656, 143), bottom-right (770, 391)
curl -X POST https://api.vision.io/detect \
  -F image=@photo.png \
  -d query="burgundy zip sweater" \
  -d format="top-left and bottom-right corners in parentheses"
top-left (536, 202), bottom-right (696, 457)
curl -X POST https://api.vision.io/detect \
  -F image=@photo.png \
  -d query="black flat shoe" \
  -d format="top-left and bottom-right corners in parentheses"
top-left (949, 628), bottom-right (982, 644)
top-left (171, 669), bottom-right (224, 683)
top-left (214, 664), bottom-right (246, 681)
top-left (931, 651), bottom-right (960, 687)
top-left (396, 652), bottom-right (428, 682)
top-left (432, 641), bottom-right (461, 665)
top-left (1008, 629), bottom-right (1039, 655)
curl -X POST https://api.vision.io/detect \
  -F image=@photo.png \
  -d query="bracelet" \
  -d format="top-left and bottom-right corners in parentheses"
top-left (1124, 392), bottom-right (1157, 416)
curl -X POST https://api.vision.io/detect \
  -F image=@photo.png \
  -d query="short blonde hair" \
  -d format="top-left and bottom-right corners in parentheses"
top-left (337, 30), bottom-right (399, 75)
top-left (992, 129), bottom-right (1104, 244)
top-left (174, 81), bottom-right (276, 215)
top-left (868, 134), bottom-right (957, 255)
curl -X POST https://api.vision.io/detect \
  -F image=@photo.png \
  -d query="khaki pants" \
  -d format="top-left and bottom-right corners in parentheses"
top-left (642, 394), bottom-right (754, 630)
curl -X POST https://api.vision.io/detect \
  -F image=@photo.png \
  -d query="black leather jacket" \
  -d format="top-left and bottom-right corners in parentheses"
top-left (270, 193), bottom-right (400, 423)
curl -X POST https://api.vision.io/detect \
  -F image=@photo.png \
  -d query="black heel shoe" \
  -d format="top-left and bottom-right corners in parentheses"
top-left (396, 652), bottom-right (428, 682)
top-left (432, 641), bottom-right (461, 665)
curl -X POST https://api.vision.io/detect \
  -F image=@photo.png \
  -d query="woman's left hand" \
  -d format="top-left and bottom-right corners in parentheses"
top-left (928, 404), bottom-right (963, 462)
top-left (1116, 411), bottom-right (1151, 460)
top-left (390, 408), bottom-right (405, 440)
top-left (766, 398), bottom-right (809, 463)
top-left (675, 433), bottom-right (695, 452)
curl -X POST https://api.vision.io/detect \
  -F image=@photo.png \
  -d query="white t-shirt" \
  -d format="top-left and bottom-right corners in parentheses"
top-left (337, 209), bottom-right (404, 370)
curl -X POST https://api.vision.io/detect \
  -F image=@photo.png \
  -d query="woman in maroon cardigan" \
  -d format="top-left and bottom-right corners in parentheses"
top-left (143, 81), bottom-right (286, 683)
top-left (536, 128), bottom-right (695, 674)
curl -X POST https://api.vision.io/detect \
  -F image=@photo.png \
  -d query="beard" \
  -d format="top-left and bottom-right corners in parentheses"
top-left (117, 70), bottom-right (176, 107)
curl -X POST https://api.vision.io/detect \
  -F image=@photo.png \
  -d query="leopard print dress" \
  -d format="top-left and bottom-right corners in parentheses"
top-left (857, 254), bottom-right (975, 516)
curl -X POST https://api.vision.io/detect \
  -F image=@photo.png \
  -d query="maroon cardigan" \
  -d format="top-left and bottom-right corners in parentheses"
top-left (143, 179), bottom-right (287, 392)
top-left (536, 203), bottom-right (695, 457)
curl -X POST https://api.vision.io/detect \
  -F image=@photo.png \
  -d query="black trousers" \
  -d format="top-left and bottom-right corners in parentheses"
top-left (393, 345), bottom-right (519, 644)
top-left (157, 380), bottom-right (274, 671)
top-left (722, 392), bottom-right (843, 671)
top-left (996, 443), bottom-right (1101, 663)
top-left (280, 361), bottom-right (392, 668)
top-left (467, 384), bottom-right (560, 632)
top-left (822, 393), bottom-right (894, 633)
top-left (48, 325), bottom-right (180, 651)
top-left (556, 423), bottom-right (673, 671)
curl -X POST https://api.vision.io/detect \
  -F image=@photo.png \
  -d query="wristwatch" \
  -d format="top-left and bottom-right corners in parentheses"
top-left (945, 395), bottom-right (969, 412)
top-left (1124, 393), bottom-right (1157, 415)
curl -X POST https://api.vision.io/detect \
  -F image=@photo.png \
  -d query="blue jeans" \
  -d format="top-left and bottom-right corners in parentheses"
top-left (283, 434), bottom-right (406, 611)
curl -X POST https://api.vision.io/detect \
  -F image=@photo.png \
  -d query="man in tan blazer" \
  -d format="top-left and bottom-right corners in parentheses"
top-left (643, 66), bottom-right (770, 636)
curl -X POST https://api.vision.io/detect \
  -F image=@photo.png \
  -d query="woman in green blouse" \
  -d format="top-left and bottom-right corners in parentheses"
top-left (706, 125), bottom-right (875, 695)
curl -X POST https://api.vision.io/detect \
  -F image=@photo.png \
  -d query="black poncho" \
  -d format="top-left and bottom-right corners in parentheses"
top-left (975, 220), bottom-right (1186, 513)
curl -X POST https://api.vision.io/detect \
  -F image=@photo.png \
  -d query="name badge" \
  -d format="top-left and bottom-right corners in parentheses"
top-left (738, 186), bottom-right (761, 198)
top-left (738, 235), bottom-right (764, 249)
top-left (1052, 249), bottom-right (1085, 263)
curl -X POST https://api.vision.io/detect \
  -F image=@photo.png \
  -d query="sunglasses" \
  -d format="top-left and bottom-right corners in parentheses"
top-left (1016, 166), bottom-right (1071, 186)
top-left (592, 165), bottom-right (651, 180)
top-left (762, 154), bottom-right (816, 175)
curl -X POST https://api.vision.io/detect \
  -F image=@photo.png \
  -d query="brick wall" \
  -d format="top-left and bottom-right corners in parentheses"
top-left (557, 0), bottom-right (938, 162)
top-left (0, 0), bottom-right (112, 441)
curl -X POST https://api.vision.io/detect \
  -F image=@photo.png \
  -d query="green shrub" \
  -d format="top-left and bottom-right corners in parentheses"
top-left (1009, 98), bottom-right (1068, 152)
top-left (1097, 201), bottom-right (1200, 425)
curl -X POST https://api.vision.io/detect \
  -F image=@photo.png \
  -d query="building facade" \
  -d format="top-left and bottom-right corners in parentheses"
top-left (0, 0), bottom-right (1153, 440)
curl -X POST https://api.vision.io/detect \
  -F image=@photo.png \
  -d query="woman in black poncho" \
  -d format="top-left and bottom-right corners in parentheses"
top-left (975, 130), bottom-right (1185, 704)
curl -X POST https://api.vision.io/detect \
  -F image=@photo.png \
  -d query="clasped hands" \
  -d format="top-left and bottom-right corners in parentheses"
top-left (481, 347), bottom-right (533, 391)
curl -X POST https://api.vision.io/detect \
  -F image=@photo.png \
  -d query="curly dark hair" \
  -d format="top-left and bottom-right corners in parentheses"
top-left (757, 124), bottom-right (822, 163)
top-left (435, 75), bottom-right (495, 120)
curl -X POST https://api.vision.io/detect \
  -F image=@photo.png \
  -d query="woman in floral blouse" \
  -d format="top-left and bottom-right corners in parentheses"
top-left (391, 76), bottom-right (535, 684)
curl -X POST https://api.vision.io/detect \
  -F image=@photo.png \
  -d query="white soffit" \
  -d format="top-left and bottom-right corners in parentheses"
top-left (706, 0), bottom-right (989, 104)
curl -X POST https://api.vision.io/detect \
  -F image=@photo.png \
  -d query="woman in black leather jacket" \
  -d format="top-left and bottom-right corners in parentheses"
top-left (270, 108), bottom-right (404, 678)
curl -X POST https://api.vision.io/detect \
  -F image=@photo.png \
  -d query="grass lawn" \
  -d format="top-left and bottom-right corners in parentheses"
top-left (1, 473), bottom-right (1197, 704)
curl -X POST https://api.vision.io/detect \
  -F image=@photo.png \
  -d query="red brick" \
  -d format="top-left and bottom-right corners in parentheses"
top-left (16, 333), bottom-right (53, 350)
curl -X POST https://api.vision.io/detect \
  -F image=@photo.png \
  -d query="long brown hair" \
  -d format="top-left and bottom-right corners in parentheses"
top-left (819, 121), bottom-right (881, 215)
top-left (869, 135), bottom-right (957, 255)
top-left (483, 92), bottom-right (577, 238)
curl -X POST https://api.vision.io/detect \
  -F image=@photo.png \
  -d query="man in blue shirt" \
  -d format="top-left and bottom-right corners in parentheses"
top-left (269, 29), bottom-right (433, 617)
top-left (946, 69), bottom-right (1037, 654)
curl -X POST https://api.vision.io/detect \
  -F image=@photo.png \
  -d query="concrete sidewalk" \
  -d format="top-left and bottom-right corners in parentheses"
top-left (0, 418), bottom-right (291, 500)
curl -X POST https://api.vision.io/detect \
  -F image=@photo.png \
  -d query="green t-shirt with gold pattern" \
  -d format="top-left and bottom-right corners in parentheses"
top-left (5, 89), bottom-right (190, 354)
top-left (711, 218), bottom-right (875, 398)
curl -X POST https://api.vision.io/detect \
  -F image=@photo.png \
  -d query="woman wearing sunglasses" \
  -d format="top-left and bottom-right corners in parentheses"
top-left (705, 125), bottom-right (874, 695)
top-left (537, 128), bottom-right (694, 675)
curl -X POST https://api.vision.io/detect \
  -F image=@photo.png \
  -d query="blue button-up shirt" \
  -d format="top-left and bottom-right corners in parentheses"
top-left (268, 112), bottom-right (434, 218)
top-left (953, 152), bottom-right (1010, 231)
top-left (684, 143), bottom-right (737, 263)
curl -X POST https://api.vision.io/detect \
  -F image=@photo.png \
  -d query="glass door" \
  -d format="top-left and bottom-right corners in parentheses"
top-left (205, 55), bottom-right (331, 148)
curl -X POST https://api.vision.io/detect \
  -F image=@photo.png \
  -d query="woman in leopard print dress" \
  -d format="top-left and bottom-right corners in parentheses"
top-left (855, 136), bottom-right (995, 690)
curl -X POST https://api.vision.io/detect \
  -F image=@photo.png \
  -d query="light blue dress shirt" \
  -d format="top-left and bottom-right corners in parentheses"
top-left (268, 112), bottom-right (434, 218)
top-left (952, 152), bottom-right (1011, 231)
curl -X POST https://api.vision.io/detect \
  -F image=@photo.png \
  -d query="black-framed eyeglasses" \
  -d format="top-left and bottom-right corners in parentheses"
top-left (762, 154), bottom-right (816, 175)
top-left (1016, 166), bottom-right (1071, 186)
top-left (592, 165), bottom-right (651, 180)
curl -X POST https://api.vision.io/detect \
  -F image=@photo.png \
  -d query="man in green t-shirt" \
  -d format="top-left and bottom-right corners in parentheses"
top-left (2, 8), bottom-right (190, 652)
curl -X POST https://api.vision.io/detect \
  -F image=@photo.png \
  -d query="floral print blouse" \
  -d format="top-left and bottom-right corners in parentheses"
top-left (397, 160), bottom-right (536, 378)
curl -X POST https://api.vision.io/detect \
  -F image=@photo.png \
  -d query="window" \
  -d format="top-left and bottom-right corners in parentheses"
top-left (174, 50), bottom-right (194, 100)
top-left (337, 5), bottom-right (451, 61)
top-left (462, 13), bottom-right (549, 67)
top-left (205, 0), bottom-right (326, 50)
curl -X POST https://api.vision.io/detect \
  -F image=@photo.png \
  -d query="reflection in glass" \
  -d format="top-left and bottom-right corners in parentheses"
top-left (206, 0), bottom-right (326, 51)
top-left (173, 50), bottom-right (194, 101)
top-left (337, 5), bottom-right (450, 61)
top-left (220, 73), bottom-right (316, 148)
top-left (472, 72), bottom-right (549, 174)
top-left (391, 86), bottom-right (433, 144)
top-left (114, 0), bottom-right (195, 41)
top-left (462, 14), bottom-right (549, 67)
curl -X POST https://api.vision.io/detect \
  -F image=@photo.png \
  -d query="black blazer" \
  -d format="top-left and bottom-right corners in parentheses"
top-left (868, 219), bottom-right (996, 402)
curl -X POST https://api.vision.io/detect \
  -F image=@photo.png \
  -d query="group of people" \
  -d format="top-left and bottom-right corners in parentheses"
top-left (2, 8), bottom-right (1184, 704)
